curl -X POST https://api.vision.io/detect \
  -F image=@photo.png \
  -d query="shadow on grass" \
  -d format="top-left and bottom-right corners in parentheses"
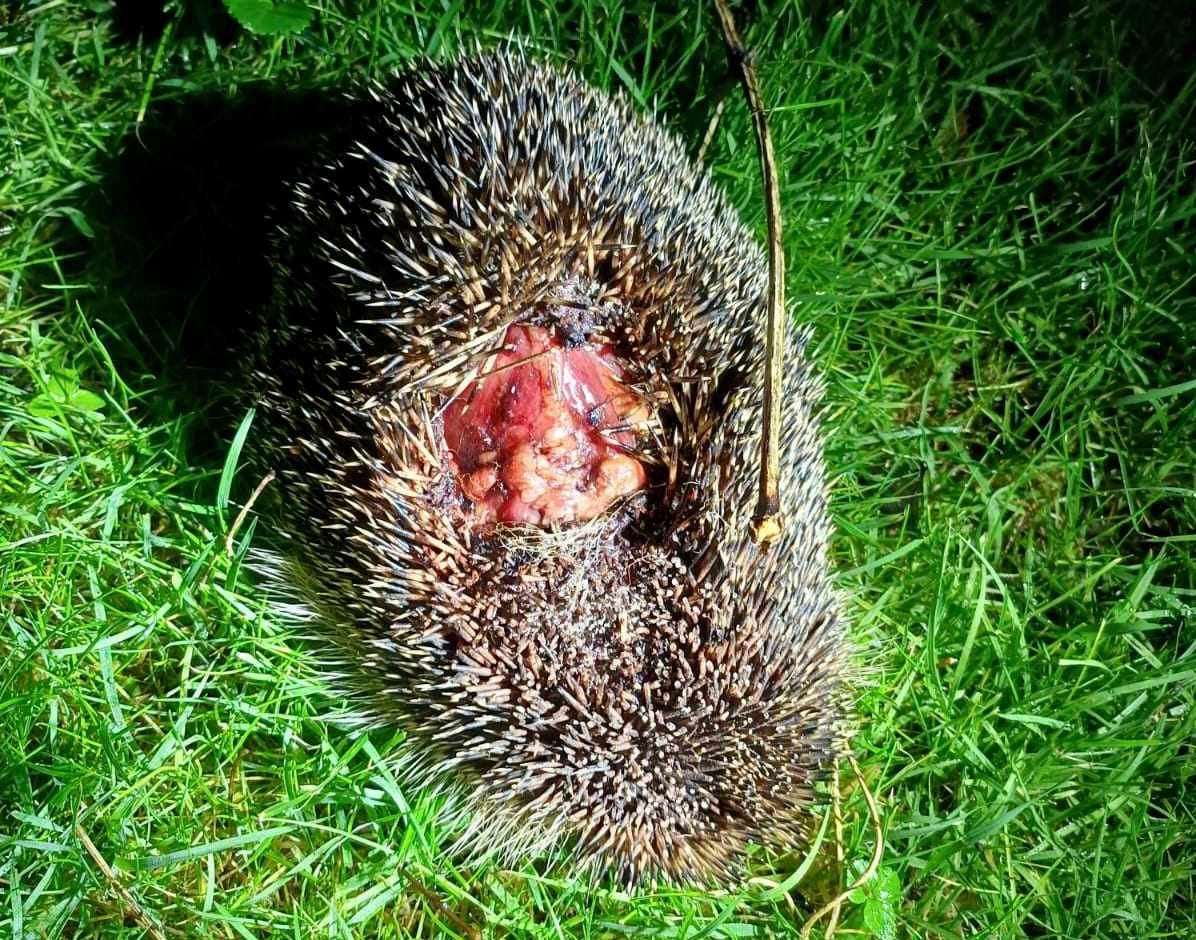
top-left (85, 83), bottom-right (370, 462)
top-left (108, 0), bottom-right (239, 44)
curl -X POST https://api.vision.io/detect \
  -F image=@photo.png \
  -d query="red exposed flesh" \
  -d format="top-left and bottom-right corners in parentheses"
top-left (443, 324), bottom-right (648, 525)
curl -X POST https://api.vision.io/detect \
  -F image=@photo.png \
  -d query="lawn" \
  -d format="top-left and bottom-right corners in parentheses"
top-left (2, 1), bottom-right (1194, 937)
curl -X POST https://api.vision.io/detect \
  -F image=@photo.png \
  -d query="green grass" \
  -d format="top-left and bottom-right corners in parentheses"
top-left (2, 1), bottom-right (1194, 936)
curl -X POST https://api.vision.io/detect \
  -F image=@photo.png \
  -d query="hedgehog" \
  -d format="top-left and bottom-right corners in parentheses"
top-left (242, 48), bottom-right (845, 885)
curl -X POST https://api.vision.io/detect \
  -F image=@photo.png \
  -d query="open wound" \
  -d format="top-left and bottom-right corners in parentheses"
top-left (443, 324), bottom-right (648, 525)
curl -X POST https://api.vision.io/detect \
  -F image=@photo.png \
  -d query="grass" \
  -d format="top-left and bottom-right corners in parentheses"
top-left (1, 0), bottom-right (1194, 936)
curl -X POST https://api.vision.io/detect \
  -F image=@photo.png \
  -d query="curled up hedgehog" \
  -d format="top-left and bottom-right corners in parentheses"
top-left (243, 49), bottom-right (845, 885)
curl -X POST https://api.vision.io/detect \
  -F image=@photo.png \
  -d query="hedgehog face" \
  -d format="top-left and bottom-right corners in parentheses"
top-left (248, 50), bottom-right (844, 885)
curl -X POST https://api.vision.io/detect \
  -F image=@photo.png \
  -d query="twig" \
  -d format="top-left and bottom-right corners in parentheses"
top-left (799, 755), bottom-right (885, 940)
top-left (825, 762), bottom-right (846, 938)
top-left (712, 0), bottom-right (786, 546)
top-left (76, 823), bottom-right (167, 940)
top-left (399, 867), bottom-right (480, 940)
top-left (225, 470), bottom-right (275, 554)
top-left (696, 94), bottom-right (729, 164)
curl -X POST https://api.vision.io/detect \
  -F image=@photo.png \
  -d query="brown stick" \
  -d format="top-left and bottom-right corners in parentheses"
top-left (799, 755), bottom-right (886, 940)
top-left (696, 94), bottom-right (728, 164)
top-left (225, 470), bottom-right (276, 555)
top-left (398, 868), bottom-right (481, 940)
top-left (826, 762), bottom-right (846, 937)
top-left (712, 0), bottom-right (785, 546)
top-left (76, 823), bottom-right (167, 940)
